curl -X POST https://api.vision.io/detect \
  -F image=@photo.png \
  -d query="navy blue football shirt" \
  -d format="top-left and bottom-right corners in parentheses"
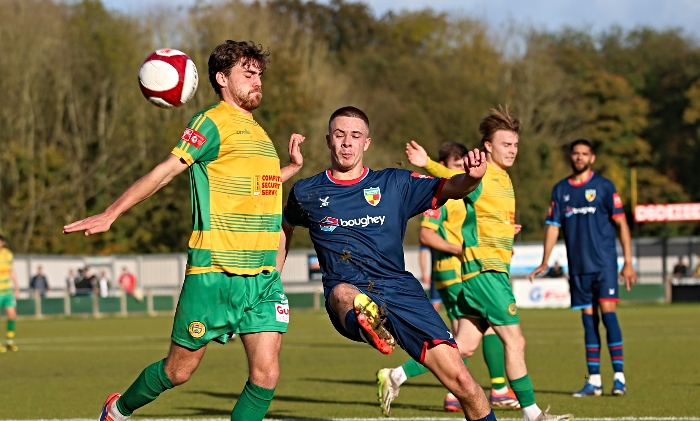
top-left (545, 172), bottom-right (625, 275)
top-left (283, 167), bottom-right (446, 287)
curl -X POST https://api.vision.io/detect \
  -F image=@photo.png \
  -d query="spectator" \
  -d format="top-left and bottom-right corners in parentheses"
top-left (75, 267), bottom-right (96, 295)
top-left (544, 261), bottom-right (565, 278)
top-left (672, 256), bottom-right (688, 279)
top-left (117, 267), bottom-right (136, 296)
top-left (65, 268), bottom-right (78, 296)
top-left (30, 266), bottom-right (49, 297)
top-left (98, 271), bottom-right (110, 298)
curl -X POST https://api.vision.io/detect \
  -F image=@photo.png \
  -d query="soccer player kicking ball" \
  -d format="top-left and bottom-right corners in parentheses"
top-left (278, 106), bottom-right (497, 421)
top-left (399, 106), bottom-right (571, 421)
top-left (529, 139), bottom-right (636, 397)
top-left (377, 141), bottom-right (520, 415)
top-left (64, 40), bottom-right (304, 421)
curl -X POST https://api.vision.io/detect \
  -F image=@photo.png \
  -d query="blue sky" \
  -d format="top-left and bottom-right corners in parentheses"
top-left (102, 0), bottom-right (700, 37)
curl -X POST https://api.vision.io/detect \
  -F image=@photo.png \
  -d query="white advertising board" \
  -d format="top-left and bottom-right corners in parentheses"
top-left (512, 278), bottom-right (571, 308)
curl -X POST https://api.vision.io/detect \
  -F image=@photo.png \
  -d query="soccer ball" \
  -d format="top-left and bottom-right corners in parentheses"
top-left (138, 48), bottom-right (198, 108)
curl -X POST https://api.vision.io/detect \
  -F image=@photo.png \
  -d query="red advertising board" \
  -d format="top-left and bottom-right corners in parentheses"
top-left (634, 203), bottom-right (700, 223)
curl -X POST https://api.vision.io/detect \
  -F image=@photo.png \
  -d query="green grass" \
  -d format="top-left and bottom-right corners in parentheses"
top-left (1, 304), bottom-right (699, 419)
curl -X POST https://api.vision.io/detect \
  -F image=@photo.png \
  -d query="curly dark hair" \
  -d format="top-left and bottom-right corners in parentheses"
top-left (208, 40), bottom-right (270, 96)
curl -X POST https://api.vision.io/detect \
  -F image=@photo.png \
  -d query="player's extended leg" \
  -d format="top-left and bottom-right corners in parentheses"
top-left (375, 319), bottom-right (463, 416)
top-left (439, 316), bottom-right (485, 412)
top-left (491, 323), bottom-right (571, 421)
top-left (600, 301), bottom-right (625, 395)
top-left (100, 341), bottom-right (205, 421)
top-left (231, 331), bottom-right (283, 420)
top-left (573, 305), bottom-right (603, 397)
top-left (328, 284), bottom-right (395, 354)
top-left (3, 305), bottom-right (18, 352)
top-left (422, 343), bottom-right (495, 421)
top-left (482, 329), bottom-right (520, 409)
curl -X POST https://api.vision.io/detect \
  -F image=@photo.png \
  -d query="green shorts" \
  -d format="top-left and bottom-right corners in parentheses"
top-left (436, 283), bottom-right (460, 321)
top-left (446, 271), bottom-right (519, 326)
top-left (172, 271), bottom-right (289, 350)
top-left (0, 293), bottom-right (16, 309)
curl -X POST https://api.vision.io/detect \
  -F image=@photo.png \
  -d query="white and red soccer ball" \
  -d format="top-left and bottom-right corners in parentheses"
top-left (138, 48), bottom-right (198, 108)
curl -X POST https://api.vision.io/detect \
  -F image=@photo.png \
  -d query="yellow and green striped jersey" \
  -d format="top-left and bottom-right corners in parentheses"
top-left (171, 101), bottom-right (282, 276)
top-left (421, 199), bottom-right (466, 289)
top-left (0, 247), bottom-right (14, 296)
top-left (425, 159), bottom-right (515, 279)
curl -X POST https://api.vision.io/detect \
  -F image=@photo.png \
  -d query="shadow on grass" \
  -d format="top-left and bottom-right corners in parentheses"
top-left (302, 377), bottom-right (448, 389)
top-left (158, 389), bottom-right (445, 416)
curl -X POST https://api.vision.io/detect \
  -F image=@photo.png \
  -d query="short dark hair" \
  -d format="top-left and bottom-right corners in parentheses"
top-left (438, 142), bottom-right (468, 163)
top-left (328, 106), bottom-right (370, 133)
top-left (570, 138), bottom-right (595, 153)
top-left (208, 40), bottom-right (270, 96)
top-left (480, 104), bottom-right (520, 145)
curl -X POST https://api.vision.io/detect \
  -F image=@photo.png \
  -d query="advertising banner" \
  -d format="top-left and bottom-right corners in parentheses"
top-left (512, 278), bottom-right (571, 308)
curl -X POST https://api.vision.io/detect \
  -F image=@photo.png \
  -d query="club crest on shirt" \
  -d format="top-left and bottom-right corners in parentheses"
top-left (188, 321), bottom-right (206, 338)
top-left (364, 187), bottom-right (381, 206)
top-left (585, 189), bottom-right (596, 202)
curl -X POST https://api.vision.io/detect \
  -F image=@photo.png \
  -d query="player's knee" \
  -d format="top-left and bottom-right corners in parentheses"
top-left (458, 344), bottom-right (476, 359)
top-left (329, 284), bottom-right (357, 312)
top-left (167, 366), bottom-right (195, 386)
top-left (249, 366), bottom-right (280, 389)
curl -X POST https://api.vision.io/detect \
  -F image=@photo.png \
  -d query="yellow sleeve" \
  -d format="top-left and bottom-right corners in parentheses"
top-left (424, 158), bottom-right (464, 178)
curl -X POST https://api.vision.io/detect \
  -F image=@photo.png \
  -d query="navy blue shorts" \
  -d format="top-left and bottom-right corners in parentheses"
top-left (569, 266), bottom-right (619, 310)
top-left (324, 277), bottom-right (456, 363)
top-left (429, 280), bottom-right (442, 304)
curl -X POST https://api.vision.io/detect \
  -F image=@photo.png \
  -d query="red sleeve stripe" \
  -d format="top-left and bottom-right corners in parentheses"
top-left (431, 178), bottom-right (448, 209)
top-left (612, 213), bottom-right (625, 219)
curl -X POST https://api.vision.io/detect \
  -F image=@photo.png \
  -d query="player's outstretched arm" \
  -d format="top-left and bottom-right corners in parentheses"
top-left (420, 227), bottom-right (461, 256)
top-left (405, 140), bottom-right (462, 178)
top-left (276, 221), bottom-right (295, 272)
top-left (439, 149), bottom-right (486, 199)
top-left (63, 154), bottom-right (188, 236)
top-left (615, 215), bottom-right (637, 290)
top-left (281, 133), bottom-right (305, 183)
top-left (528, 224), bottom-right (560, 282)
top-left (405, 140), bottom-right (429, 168)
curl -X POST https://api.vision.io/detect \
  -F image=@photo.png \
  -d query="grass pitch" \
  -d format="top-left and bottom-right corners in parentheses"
top-left (1, 304), bottom-right (699, 419)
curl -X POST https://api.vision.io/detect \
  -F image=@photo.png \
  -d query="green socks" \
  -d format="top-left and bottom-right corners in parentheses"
top-left (482, 333), bottom-right (506, 389)
top-left (113, 361), bottom-right (274, 420)
top-left (6, 320), bottom-right (15, 340)
top-left (510, 374), bottom-right (536, 407)
top-left (116, 359), bottom-right (173, 416)
top-left (231, 380), bottom-right (275, 421)
top-left (401, 359), bottom-right (429, 378)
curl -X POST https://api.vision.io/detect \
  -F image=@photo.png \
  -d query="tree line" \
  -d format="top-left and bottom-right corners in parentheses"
top-left (1, 0), bottom-right (699, 254)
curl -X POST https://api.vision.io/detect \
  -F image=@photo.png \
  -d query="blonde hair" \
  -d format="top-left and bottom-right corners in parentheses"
top-left (479, 104), bottom-right (520, 145)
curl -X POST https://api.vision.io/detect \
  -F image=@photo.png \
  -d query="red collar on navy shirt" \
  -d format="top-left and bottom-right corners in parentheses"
top-left (326, 166), bottom-right (369, 185)
top-left (568, 171), bottom-right (594, 187)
